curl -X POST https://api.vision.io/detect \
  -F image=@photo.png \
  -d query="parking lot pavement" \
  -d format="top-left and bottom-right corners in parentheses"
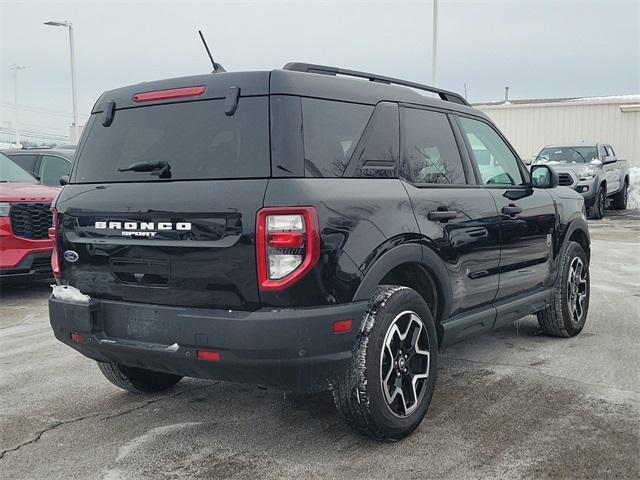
top-left (1, 212), bottom-right (638, 480)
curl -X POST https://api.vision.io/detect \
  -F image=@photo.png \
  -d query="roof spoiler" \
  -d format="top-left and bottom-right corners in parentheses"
top-left (283, 62), bottom-right (469, 106)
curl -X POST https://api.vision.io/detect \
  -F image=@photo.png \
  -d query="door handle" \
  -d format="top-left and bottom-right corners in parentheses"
top-left (501, 204), bottom-right (523, 216)
top-left (428, 210), bottom-right (458, 222)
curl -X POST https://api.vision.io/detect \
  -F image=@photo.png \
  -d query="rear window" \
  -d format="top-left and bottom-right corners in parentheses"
top-left (73, 97), bottom-right (269, 182)
top-left (302, 99), bottom-right (373, 177)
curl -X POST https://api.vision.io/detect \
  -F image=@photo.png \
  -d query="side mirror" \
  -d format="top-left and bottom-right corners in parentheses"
top-left (531, 165), bottom-right (558, 189)
top-left (602, 156), bottom-right (616, 165)
top-left (59, 175), bottom-right (69, 186)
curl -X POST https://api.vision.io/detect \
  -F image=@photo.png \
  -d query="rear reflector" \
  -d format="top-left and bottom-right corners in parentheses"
top-left (132, 86), bottom-right (206, 103)
top-left (332, 319), bottom-right (353, 334)
top-left (70, 332), bottom-right (85, 343)
top-left (196, 350), bottom-right (221, 362)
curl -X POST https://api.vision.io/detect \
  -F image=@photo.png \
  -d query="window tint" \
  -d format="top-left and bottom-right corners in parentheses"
top-left (6, 154), bottom-right (37, 173)
top-left (74, 97), bottom-right (270, 182)
top-left (402, 108), bottom-right (465, 185)
top-left (0, 153), bottom-right (37, 182)
top-left (459, 117), bottom-right (523, 186)
top-left (39, 155), bottom-right (71, 186)
top-left (302, 98), bottom-right (373, 177)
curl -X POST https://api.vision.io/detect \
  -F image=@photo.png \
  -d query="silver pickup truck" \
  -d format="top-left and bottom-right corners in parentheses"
top-left (533, 142), bottom-right (629, 219)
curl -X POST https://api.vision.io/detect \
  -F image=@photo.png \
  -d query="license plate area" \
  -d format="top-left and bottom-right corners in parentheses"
top-left (103, 304), bottom-right (176, 344)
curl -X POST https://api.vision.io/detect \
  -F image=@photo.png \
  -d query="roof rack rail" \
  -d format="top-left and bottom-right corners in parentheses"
top-left (283, 62), bottom-right (469, 106)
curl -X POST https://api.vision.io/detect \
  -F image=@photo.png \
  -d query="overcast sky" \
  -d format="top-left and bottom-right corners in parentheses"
top-left (1, 0), bottom-right (638, 140)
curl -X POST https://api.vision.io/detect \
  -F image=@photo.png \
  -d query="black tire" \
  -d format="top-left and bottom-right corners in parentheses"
top-left (588, 186), bottom-right (606, 219)
top-left (97, 362), bottom-right (182, 393)
top-left (331, 286), bottom-right (438, 441)
top-left (537, 241), bottom-right (590, 337)
top-left (612, 180), bottom-right (628, 210)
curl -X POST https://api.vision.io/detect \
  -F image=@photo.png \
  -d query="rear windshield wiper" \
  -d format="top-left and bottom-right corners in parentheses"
top-left (118, 160), bottom-right (171, 178)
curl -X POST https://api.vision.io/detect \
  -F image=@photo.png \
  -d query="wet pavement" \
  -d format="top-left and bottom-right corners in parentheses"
top-left (1, 211), bottom-right (638, 479)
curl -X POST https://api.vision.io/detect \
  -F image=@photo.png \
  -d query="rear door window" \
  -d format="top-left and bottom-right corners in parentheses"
top-left (302, 99), bottom-right (373, 177)
top-left (401, 107), bottom-right (466, 185)
top-left (73, 97), bottom-right (270, 182)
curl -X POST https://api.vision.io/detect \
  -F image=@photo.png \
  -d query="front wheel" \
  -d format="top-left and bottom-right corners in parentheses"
top-left (537, 241), bottom-right (590, 337)
top-left (331, 286), bottom-right (438, 440)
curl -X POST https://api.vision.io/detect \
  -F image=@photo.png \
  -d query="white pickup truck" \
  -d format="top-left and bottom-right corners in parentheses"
top-left (533, 142), bottom-right (629, 219)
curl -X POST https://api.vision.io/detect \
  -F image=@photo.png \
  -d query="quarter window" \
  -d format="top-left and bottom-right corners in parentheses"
top-left (402, 108), bottom-right (465, 185)
top-left (302, 99), bottom-right (373, 177)
top-left (459, 117), bottom-right (523, 186)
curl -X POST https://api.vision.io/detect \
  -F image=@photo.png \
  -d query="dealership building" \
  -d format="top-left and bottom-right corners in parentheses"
top-left (474, 95), bottom-right (640, 167)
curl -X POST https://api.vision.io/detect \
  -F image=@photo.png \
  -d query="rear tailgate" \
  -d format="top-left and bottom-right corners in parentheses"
top-left (55, 74), bottom-right (271, 310)
top-left (55, 180), bottom-right (266, 309)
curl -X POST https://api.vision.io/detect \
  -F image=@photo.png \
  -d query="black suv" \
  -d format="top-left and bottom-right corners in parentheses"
top-left (49, 63), bottom-right (591, 440)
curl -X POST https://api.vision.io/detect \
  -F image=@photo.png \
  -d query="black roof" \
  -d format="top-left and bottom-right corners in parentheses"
top-left (92, 64), bottom-right (486, 120)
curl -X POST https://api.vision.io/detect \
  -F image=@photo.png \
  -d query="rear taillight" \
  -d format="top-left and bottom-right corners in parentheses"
top-left (256, 207), bottom-right (320, 292)
top-left (49, 208), bottom-right (60, 279)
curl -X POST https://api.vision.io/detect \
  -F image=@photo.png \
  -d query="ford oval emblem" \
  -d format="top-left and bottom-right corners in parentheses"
top-left (63, 250), bottom-right (79, 263)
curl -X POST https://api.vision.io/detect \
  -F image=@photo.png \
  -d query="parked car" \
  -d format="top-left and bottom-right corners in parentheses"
top-left (48, 63), bottom-right (591, 440)
top-left (533, 143), bottom-right (629, 219)
top-left (0, 153), bottom-right (58, 281)
top-left (2, 147), bottom-right (75, 187)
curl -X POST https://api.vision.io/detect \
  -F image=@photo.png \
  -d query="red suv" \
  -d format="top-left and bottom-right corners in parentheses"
top-left (0, 153), bottom-right (59, 281)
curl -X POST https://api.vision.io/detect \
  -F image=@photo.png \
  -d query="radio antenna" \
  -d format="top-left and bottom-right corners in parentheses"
top-left (198, 30), bottom-right (225, 73)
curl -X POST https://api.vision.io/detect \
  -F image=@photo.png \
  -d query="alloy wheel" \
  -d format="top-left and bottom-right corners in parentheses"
top-left (380, 311), bottom-right (431, 418)
top-left (567, 257), bottom-right (588, 326)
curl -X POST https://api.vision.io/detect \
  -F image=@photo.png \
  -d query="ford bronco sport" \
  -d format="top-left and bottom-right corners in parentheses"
top-left (49, 63), bottom-right (591, 440)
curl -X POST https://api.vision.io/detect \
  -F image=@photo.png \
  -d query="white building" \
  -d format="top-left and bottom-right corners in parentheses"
top-left (474, 95), bottom-right (640, 167)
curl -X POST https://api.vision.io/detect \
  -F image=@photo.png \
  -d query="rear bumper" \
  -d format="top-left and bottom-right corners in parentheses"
top-left (49, 296), bottom-right (367, 393)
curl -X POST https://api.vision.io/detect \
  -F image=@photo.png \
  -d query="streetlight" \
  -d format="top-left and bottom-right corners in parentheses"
top-left (432, 0), bottom-right (438, 87)
top-left (9, 64), bottom-right (26, 147)
top-left (44, 20), bottom-right (79, 142)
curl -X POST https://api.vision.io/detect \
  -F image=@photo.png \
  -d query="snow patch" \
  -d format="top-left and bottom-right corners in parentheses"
top-left (51, 284), bottom-right (91, 303)
top-left (628, 167), bottom-right (640, 210)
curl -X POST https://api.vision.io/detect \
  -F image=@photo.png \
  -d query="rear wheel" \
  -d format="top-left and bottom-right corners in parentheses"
top-left (331, 286), bottom-right (438, 440)
top-left (97, 362), bottom-right (182, 393)
top-left (612, 181), bottom-right (628, 210)
top-left (589, 186), bottom-right (606, 219)
top-left (537, 241), bottom-right (590, 337)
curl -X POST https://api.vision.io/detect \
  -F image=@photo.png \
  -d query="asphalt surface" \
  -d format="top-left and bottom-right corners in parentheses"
top-left (1, 210), bottom-right (639, 479)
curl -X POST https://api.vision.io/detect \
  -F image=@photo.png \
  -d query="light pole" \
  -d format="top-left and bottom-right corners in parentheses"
top-left (432, 0), bottom-right (438, 86)
top-left (9, 64), bottom-right (26, 147)
top-left (44, 20), bottom-right (79, 142)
